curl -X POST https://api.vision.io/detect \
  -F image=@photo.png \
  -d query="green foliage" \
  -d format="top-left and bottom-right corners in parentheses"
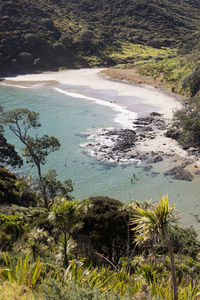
top-left (0, 106), bottom-right (23, 168)
top-left (49, 199), bottom-right (79, 267)
top-left (19, 228), bottom-right (53, 261)
top-left (59, 34), bottom-right (73, 48)
top-left (22, 135), bottom-right (60, 169)
top-left (182, 65), bottom-right (200, 96)
top-left (38, 169), bottom-right (73, 203)
top-left (52, 42), bottom-right (65, 54)
top-left (24, 33), bottom-right (40, 45)
top-left (0, 253), bottom-right (43, 287)
top-left (168, 97), bottom-right (200, 148)
top-left (169, 225), bottom-right (200, 259)
top-left (0, 214), bottom-right (25, 250)
top-left (0, 281), bottom-right (36, 300)
top-left (2, 108), bottom-right (61, 208)
top-left (18, 52), bottom-right (34, 64)
top-left (131, 196), bottom-right (177, 245)
top-left (0, 198), bottom-right (199, 299)
top-left (2, 108), bottom-right (60, 176)
top-left (0, 167), bottom-right (37, 207)
top-left (1, 0), bottom-right (200, 73)
top-left (131, 195), bottom-right (178, 300)
top-left (0, 133), bottom-right (23, 168)
top-left (77, 196), bottom-right (132, 263)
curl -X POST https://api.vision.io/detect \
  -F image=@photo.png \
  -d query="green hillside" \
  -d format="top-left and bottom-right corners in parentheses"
top-left (1, 0), bottom-right (200, 73)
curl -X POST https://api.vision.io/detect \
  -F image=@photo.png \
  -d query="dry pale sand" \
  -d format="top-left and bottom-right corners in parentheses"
top-left (3, 67), bottom-right (199, 171)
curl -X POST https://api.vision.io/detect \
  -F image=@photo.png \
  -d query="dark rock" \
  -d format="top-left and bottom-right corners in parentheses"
top-left (164, 166), bottom-right (193, 181)
top-left (150, 112), bottom-right (162, 117)
top-left (134, 117), bottom-right (153, 125)
top-left (143, 165), bottom-right (153, 172)
top-left (147, 155), bottom-right (163, 163)
top-left (165, 129), bottom-right (180, 140)
top-left (140, 126), bottom-right (154, 132)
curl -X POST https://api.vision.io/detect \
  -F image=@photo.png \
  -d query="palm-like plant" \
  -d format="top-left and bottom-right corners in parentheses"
top-left (131, 195), bottom-right (178, 300)
top-left (48, 197), bottom-right (79, 268)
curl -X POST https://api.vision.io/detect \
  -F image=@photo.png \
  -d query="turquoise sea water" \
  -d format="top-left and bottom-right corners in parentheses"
top-left (1, 84), bottom-right (200, 232)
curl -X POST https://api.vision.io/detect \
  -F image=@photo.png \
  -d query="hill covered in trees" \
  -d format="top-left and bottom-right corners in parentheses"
top-left (1, 0), bottom-right (200, 73)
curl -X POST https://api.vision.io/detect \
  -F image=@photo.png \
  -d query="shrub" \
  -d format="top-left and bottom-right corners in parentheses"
top-left (42, 19), bottom-right (54, 30)
top-left (0, 167), bottom-right (37, 207)
top-left (34, 58), bottom-right (41, 66)
top-left (0, 214), bottom-right (25, 250)
top-left (77, 196), bottom-right (131, 263)
top-left (59, 34), bottom-right (72, 47)
top-left (52, 42), bottom-right (65, 53)
top-left (24, 33), bottom-right (39, 45)
top-left (182, 65), bottom-right (200, 96)
top-left (168, 97), bottom-right (200, 148)
top-left (18, 52), bottom-right (33, 64)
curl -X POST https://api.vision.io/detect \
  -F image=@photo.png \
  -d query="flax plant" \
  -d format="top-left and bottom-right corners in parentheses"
top-left (131, 195), bottom-right (178, 300)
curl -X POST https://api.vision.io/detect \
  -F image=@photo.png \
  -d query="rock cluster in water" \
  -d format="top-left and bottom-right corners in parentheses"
top-left (81, 112), bottom-right (194, 181)
top-left (82, 113), bottom-right (164, 162)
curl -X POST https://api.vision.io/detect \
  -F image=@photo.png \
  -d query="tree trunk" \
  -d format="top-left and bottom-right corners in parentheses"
top-left (126, 217), bottom-right (130, 257)
top-left (163, 224), bottom-right (178, 300)
top-left (37, 163), bottom-right (48, 209)
top-left (64, 232), bottom-right (68, 268)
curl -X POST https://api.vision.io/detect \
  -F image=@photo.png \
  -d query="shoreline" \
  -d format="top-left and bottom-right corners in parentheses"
top-left (1, 68), bottom-right (181, 118)
top-left (1, 67), bottom-right (200, 178)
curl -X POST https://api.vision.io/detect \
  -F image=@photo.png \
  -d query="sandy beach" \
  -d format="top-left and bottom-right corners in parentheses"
top-left (2, 68), bottom-right (181, 118)
top-left (2, 67), bottom-right (200, 174)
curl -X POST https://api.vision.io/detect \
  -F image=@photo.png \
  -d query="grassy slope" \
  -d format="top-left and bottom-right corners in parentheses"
top-left (104, 42), bottom-right (199, 97)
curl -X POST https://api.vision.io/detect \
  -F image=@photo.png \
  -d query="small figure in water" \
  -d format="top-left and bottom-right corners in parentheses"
top-left (130, 178), bottom-right (133, 183)
top-left (133, 173), bottom-right (136, 179)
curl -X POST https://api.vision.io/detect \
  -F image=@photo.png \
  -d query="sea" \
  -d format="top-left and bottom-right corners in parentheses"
top-left (1, 83), bottom-right (200, 233)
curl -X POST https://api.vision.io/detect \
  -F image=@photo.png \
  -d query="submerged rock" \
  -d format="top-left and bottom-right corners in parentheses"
top-left (164, 166), bottom-right (193, 181)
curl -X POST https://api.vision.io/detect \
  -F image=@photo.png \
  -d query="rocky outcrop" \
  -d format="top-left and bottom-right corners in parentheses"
top-left (82, 113), bottom-right (168, 165)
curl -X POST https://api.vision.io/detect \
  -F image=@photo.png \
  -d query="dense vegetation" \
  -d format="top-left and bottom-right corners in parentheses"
top-left (0, 183), bottom-right (200, 299)
top-left (1, 1), bottom-right (200, 298)
top-left (0, 107), bottom-right (200, 299)
top-left (1, 0), bottom-right (200, 74)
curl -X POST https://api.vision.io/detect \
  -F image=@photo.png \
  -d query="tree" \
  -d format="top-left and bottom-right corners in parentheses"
top-left (167, 97), bottom-right (200, 149)
top-left (0, 167), bottom-right (37, 207)
top-left (0, 133), bottom-right (23, 168)
top-left (77, 196), bottom-right (130, 263)
top-left (38, 169), bottom-right (73, 206)
top-left (131, 196), bottom-right (178, 300)
top-left (1, 108), bottom-right (61, 208)
top-left (49, 199), bottom-right (79, 267)
top-left (0, 106), bottom-right (22, 168)
top-left (182, 65), bottom-right (200, 96)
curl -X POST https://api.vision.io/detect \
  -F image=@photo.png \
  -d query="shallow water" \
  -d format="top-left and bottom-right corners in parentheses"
top-left (1, 84), bottom-right (200, 234)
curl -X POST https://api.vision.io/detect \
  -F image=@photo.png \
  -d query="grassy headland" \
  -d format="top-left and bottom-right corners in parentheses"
top-left (103, 42), bottom-right (199, 98)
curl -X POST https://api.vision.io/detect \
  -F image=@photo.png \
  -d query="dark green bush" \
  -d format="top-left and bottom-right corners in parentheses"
top-left (76, 196), bottom-right (132, 263)
top-left (24, 33), bottom-right (39, 45)
top-left (0, 214), bottom-right (25, 250)
top-left (169, 97), bottom-right (200, 148)
top-left (182, 65), bottom-right (200, 96)
top-left (0, 167), bottom-right (36, 207)
top-left (18, 52), bottom-right (33, 64)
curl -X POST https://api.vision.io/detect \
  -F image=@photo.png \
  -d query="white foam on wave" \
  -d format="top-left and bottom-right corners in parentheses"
top-left (54, 87), bottom-right (137, 129)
